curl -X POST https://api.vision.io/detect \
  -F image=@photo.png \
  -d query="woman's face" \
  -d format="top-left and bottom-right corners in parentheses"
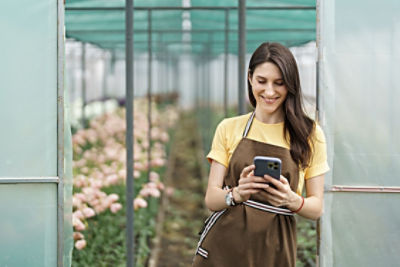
top-left (248, 62), bottom-right (288, 121)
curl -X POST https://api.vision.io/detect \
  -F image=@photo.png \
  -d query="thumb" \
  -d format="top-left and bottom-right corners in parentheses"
top-left (241, 164), bottom-right (255, 177)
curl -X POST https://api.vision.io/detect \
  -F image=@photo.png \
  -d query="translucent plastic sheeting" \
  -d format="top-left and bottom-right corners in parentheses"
top-left (0, 0), bottom-right (57, 177)
top-left (319, 0), bottom-right (400, 266)
top-left (328, 193), bottom-right (400, 266)
top-left (0, 184), bottom-right (57, 266)
top-left (65, 0), bottom-right (316, 55)
top-left (63, 85), bottom-right (74, 267)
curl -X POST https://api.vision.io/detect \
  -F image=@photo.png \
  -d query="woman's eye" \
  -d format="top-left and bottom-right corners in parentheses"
top-left (275, 82), bottom-right (284, 86)
top-left (257, 80), bottom-right (266, 84)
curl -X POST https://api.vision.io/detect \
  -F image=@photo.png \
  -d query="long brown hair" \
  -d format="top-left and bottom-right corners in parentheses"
top-left (247, 42), bottom-right (315, 169)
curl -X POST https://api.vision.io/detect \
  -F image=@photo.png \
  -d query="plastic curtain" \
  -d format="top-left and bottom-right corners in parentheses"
top-left (319, 0), bottom-right (400, 266)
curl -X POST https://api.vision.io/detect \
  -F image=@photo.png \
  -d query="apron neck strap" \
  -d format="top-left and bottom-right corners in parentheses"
top-left (242, 112), bottom-right (256, 138)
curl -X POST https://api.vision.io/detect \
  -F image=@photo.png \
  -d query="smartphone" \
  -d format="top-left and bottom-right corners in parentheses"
top-left (253, 156), bottom-right (281, 180)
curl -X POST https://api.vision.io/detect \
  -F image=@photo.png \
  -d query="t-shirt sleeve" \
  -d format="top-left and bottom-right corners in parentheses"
top-left (206, 120), bottom-right (229, 168)
top-left (304, 124), bottom-right (330, 179)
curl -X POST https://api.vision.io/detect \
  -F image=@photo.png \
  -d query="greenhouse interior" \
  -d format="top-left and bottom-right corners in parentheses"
top-left (0, 0), bottom-right (399, 266)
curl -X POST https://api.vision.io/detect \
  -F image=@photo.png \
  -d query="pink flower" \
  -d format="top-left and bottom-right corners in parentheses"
top-left (73, 133), bottom-right (86, 146)
top-left (134, 170), bottom-right (141, 178)
top-left (74, 193), bottom-right (87, 202)
top-left (91, 180), bottom-right (103, 189)
top-left (134, 162), bottom-right (145, 170)
top-left (72, 197), bottom-right (82, 208)
top-left (73, 174), bottom-right (87, 188)
top-left (134, 198), bottom-right (148, 210)
top-left (106, 174), bottom-right (119, 185)
top-left (73, 217), bottom-right (86, 231)
top-left (75, 239), bottom-right (87, 250)
top-left (94, 204), bottom-right (106, 214)
top-left (81, 167), bottom-right (89, 174)
top-left (118, 169), bottom-right (126, 180)
top-left (146, 182), bottom-right (158, 189)
top-left (149, 171), bottom-right (160, 182)
top-left (166, 186), bottom-right (174, 197)
top-left (82, 187), bottom-right (94, 196)
top-left (141, 140), bottom-right (149, 149)
top-left (151, 158), bottom-right (165, 167)
top-left (73, 210), bottom-right (84, 220)
top-left (82, 207), bottom-right (96, 218)
top-left (140, 187), bottom-right (161, 198)
top-left (107, 193), bottom-right (119, 203)
top-left (110, 203), bottom-right (122, 213)
top-left (151, 128), bottom-right (160, 140)
top-left (73, 232), bottom-right (84, 241)
top-left (157, 182), bottom-right (165, 191)
top-left (90, 199), bottom-right (100, 207)
top-left (73, 145), bottom-right (82, 154)
top-left (160, 132), bottom-right (169, 142)
top-left (148, 188), bottom-right (161, 198)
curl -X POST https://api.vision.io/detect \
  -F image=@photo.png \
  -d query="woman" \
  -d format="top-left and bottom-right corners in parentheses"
top-left (192, 42), bottom-right (329, 267)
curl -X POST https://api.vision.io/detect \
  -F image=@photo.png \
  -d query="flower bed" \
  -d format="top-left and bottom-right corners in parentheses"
top-left (71, 99), bottom-right (178, 266)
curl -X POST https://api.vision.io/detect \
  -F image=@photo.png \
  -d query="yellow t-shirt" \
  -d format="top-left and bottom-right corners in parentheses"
top-left (206, 112), bottom-right (330, 195)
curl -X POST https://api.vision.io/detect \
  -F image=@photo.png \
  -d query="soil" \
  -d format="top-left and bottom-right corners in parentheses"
top-left (156, 113), bottom-right (209, 267)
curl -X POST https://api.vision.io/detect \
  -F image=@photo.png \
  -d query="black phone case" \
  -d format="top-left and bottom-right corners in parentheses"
top-left (254, 158), bottom-right (281, 180)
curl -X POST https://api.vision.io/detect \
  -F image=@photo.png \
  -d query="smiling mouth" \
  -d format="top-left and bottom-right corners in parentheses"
top-left (261, 96), bottom-right (279, 104)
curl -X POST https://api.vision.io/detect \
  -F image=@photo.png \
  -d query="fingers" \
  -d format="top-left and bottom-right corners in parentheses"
top-left (241, 165), bottom-right (255, 178)
top-left (264, 185), bottom-right (284, 199)
top-left (239, 176), bottom-right (268, 185)
top-left (263, 194), bottom-right (284, 207)
top-left (239, 181), bottom-right (269, 190)
top-left (263, 175), bottom-right (285, 190)
top-left (279, 175), bottom-right (289, 184)
top-left (236, 172), bottom-right (270, 201)
top-left (238, 188), bottom-right (261, 196)
top-left (261, 175), bottom-right (294, 207)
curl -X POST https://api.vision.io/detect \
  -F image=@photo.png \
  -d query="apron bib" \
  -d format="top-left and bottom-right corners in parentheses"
top-left (193, 112), bottom-right (300, 267)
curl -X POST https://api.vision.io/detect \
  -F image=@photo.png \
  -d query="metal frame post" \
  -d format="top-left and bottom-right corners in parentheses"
top-left (166, 46), bottom-right (170, 93)
top-left (57, 0), bottom-right (65, 265)
top-left (195, 55), bottom-right (200, 109)
top-left (102, 51), bottom-right (108, 114)
top-left (316, 0), bottom-right (322, 266)
top-left (125, 0), bottom-right (135, 266)
top-left (206, 36), bottom-right (212, 113)
top-left (224, 8), bottom-right (229, 117)
top-left (172, 57), bottom-right (179, 95)
top-left (202, 51), bottom-right (206, 109)
top-left (164, 45), bottom-right (169, 94)
top-left (158, 34), bottom-right (165, 96)
top-left (238, 0), bottom-right (246, 115)
top-left (81, 42), bottom-right (87, 128)
top-left (147, 9), bottom-right (152, 180)
top-left (207, 42), bottom-right (212, 140)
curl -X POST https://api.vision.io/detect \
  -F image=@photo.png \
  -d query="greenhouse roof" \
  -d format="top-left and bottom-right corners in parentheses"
top-left (65, 0), bottom-right (316, 57)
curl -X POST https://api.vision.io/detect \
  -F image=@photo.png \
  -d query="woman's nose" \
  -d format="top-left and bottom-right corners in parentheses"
top-left (264, 83), bottom-right (275, 96)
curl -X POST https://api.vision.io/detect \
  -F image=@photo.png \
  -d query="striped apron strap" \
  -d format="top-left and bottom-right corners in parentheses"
top-left (195, 200), bottom-right (294, 259)
top-left (243, 199), bottom-right (294, 216)
top-left (242, 111), bottom-right (256, 138)
top-left (195, 209), bottom-right (227, 259)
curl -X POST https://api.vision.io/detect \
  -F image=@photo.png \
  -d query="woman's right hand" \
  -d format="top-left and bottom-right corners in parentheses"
top-left (233, 164), bottom-right (270, 203)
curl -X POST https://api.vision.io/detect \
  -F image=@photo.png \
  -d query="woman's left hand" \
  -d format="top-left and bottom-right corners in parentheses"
top-left (263, 175), bottom-right (300, 209)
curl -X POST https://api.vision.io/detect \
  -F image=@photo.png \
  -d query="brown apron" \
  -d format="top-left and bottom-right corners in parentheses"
top-left (193, 112), bottom-right (300, 267)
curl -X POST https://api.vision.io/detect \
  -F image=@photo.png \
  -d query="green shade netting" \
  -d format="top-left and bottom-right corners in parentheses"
top-left (65, 0), bottom-right (315, 56)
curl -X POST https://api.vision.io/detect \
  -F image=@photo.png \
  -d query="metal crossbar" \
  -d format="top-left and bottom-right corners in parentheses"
top-left (66, 6), bottom-right (316, 11)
